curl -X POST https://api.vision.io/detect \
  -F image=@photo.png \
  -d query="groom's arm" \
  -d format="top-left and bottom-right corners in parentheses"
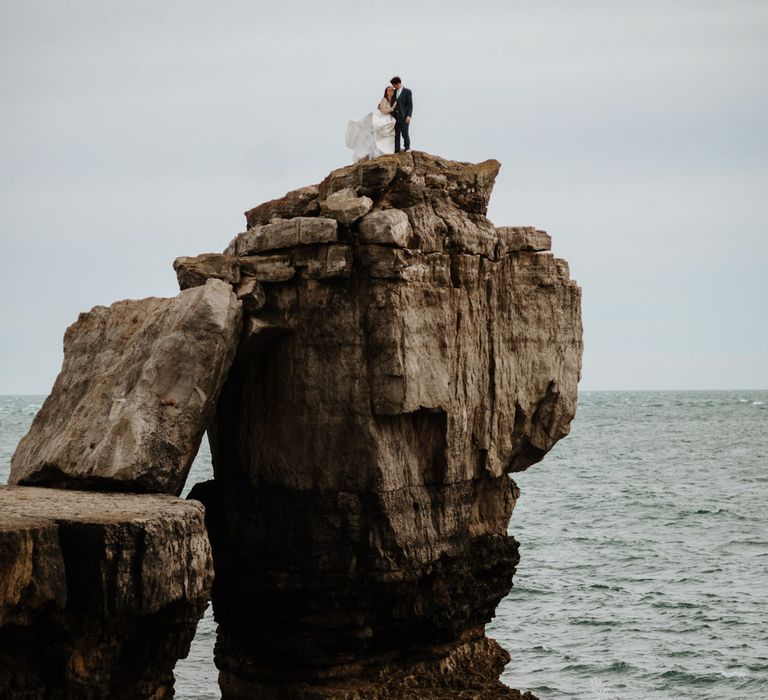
top-left (405, 89), bottom-right (413, 123)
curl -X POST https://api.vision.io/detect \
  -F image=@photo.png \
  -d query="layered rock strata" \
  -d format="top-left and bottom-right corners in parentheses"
top-left (9, 278), bottom-right (242, 495)
top-left (2, 151), bottom-right (580, 697)
top-left (0, 486), bottom-right (212, 699)
top-left (3, 278), bottom-right (239, 696)
top-left (179, 152), bottom-right (582, 697)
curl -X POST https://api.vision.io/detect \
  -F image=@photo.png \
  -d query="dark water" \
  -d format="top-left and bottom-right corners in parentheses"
top-left (2, 391), bottom-right (767, 699)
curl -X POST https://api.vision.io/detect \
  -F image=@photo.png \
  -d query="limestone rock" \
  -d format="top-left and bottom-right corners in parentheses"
top-left (234, 219), bottom-right (300, 255)
top-left (319, 187), bottom-right (373, 225)
top-left (316, 152), bottom-right (501, 256)
top-left (239, 254), bottom-right (295, 282)
top-left (239, 316), bottom-right (292, 356)
top-left (358, 208), bottom-right (412, 247)
top-left (0, 487), bottom-right (212, 618)
top-left (218, 635), bottom-right (538, 699)
top-left (236, 276), bottom-right (267, 312)
top-left (318, 151), bottom-right (500, 216)
top-left (496, 226), bottom-right (552, 256)
top-left (9, 278), bottom-right (242, 495)
top-left (245, 184), bottom-right (320, 228)
top-left (198, 152), bottom-right (582, 696)
top-left (177, 245), bottom-right (355, 293)
top-left (291, 244), bottom-right (354, 280)
top-left (0, 485), bottom-right (212, 699)
top-left (0, 515), bottom-right (65, 629)
top-left (231, 217), bottom-right (339, 256)
top-left (173, 253), bottom-right (241, 290)
top-left (356, 245), bottom-right (448, 283)
top-left (300, 217), bottom-right (342, 246)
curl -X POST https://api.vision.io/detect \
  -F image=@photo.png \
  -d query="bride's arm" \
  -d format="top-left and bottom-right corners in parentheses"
top-left (379, 99), bottom-right (395, 114)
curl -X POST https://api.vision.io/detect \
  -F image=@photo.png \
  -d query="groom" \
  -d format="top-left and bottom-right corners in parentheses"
top-left (390, 76), bottom-right (413, 152)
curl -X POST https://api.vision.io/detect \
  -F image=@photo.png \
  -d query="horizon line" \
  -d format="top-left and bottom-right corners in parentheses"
top-left (2, 388), bottom-right (767, 397)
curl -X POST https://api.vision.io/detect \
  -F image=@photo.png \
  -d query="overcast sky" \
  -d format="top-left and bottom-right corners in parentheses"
top-left (1, 0), bottom-right (766, 393)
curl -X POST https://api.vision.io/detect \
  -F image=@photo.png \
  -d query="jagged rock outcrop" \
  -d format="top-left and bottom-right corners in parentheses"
top-left (179, 152), bottom-right (582, 697)
top-left (2, 151), bottom-right (580, 698)
top-left (0, 485), bottom-right (212, 699)
top-left (9, 278), bottom-right (242, 495)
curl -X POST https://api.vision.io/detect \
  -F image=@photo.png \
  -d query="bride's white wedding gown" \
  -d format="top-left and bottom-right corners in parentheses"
top-left (345, 98), bottom-right (396, 162)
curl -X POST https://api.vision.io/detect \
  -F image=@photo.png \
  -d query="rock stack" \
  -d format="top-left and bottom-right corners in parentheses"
top-left (1, 152), bottom-right (581, 699)
top-left (180, 152), bottom-right (583, 697)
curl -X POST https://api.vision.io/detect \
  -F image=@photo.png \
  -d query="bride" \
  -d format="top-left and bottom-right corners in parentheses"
top-left (345, 86), bottom-right (397, 162)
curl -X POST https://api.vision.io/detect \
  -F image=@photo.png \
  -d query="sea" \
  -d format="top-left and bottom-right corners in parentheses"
top-left (1, 391), bottom-right (766, 699)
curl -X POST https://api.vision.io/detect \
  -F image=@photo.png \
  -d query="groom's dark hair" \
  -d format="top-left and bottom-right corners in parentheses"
top-left (390, 76), bottom-right (402, 85)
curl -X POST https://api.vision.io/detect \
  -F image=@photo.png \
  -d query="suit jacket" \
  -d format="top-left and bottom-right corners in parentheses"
top-left (390, 87), bottom-right (413, 123)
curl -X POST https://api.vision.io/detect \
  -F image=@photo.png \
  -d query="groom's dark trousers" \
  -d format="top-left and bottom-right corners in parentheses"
top-left (391, 87), bottom-right (413, 152)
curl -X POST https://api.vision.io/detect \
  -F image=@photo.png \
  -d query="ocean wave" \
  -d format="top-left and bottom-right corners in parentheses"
top-left (671, 576), bottom-right (707, 584)
top-left (722, 539), bottom-right (768, 549)
top-left (665, 649), bottom-right (699, 658)
top-left (658, 668), bottom-right (725, 686)
top-left (560, 662), bottom-right (602, 673)
top-left (650, 600), bottom-right (700, 610)
top-left (508, 586), bottom-right (553, 596)
top-left (604, 660), bottom-right (634, 674)
top-left (524, 685), bottom-right (566, 697)
top-left (560, 659), bottom-right (638, 678)
top-left (731, 677), bottom-right (768, 692)
top-left (691, 508), bottom-right (726, 516)
top-left (677, 507), bottom-right (753, 521)
top-left (569, 617), bottom-right (619, 627)
top-left (590, 583), bottom-right (625, 591)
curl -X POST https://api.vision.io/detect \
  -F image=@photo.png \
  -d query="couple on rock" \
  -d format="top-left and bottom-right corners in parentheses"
top-left (346, 76), bottom-right (413, 162)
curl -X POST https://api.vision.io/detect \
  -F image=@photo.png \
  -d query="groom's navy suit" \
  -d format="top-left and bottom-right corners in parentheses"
top-left (391, 87), bottom-right (413, 152)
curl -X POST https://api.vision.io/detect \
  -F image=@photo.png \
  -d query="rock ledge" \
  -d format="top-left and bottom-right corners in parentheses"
top-left (0, 485), bottom-right (212, 698)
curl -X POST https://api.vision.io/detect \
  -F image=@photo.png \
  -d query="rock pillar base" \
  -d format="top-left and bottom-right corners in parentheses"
top-left (218, 635), bottom-right (536, 700)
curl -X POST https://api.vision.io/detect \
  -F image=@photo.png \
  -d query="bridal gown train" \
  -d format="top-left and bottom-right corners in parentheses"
top-left (345, 101), bottom-right (396, 162)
